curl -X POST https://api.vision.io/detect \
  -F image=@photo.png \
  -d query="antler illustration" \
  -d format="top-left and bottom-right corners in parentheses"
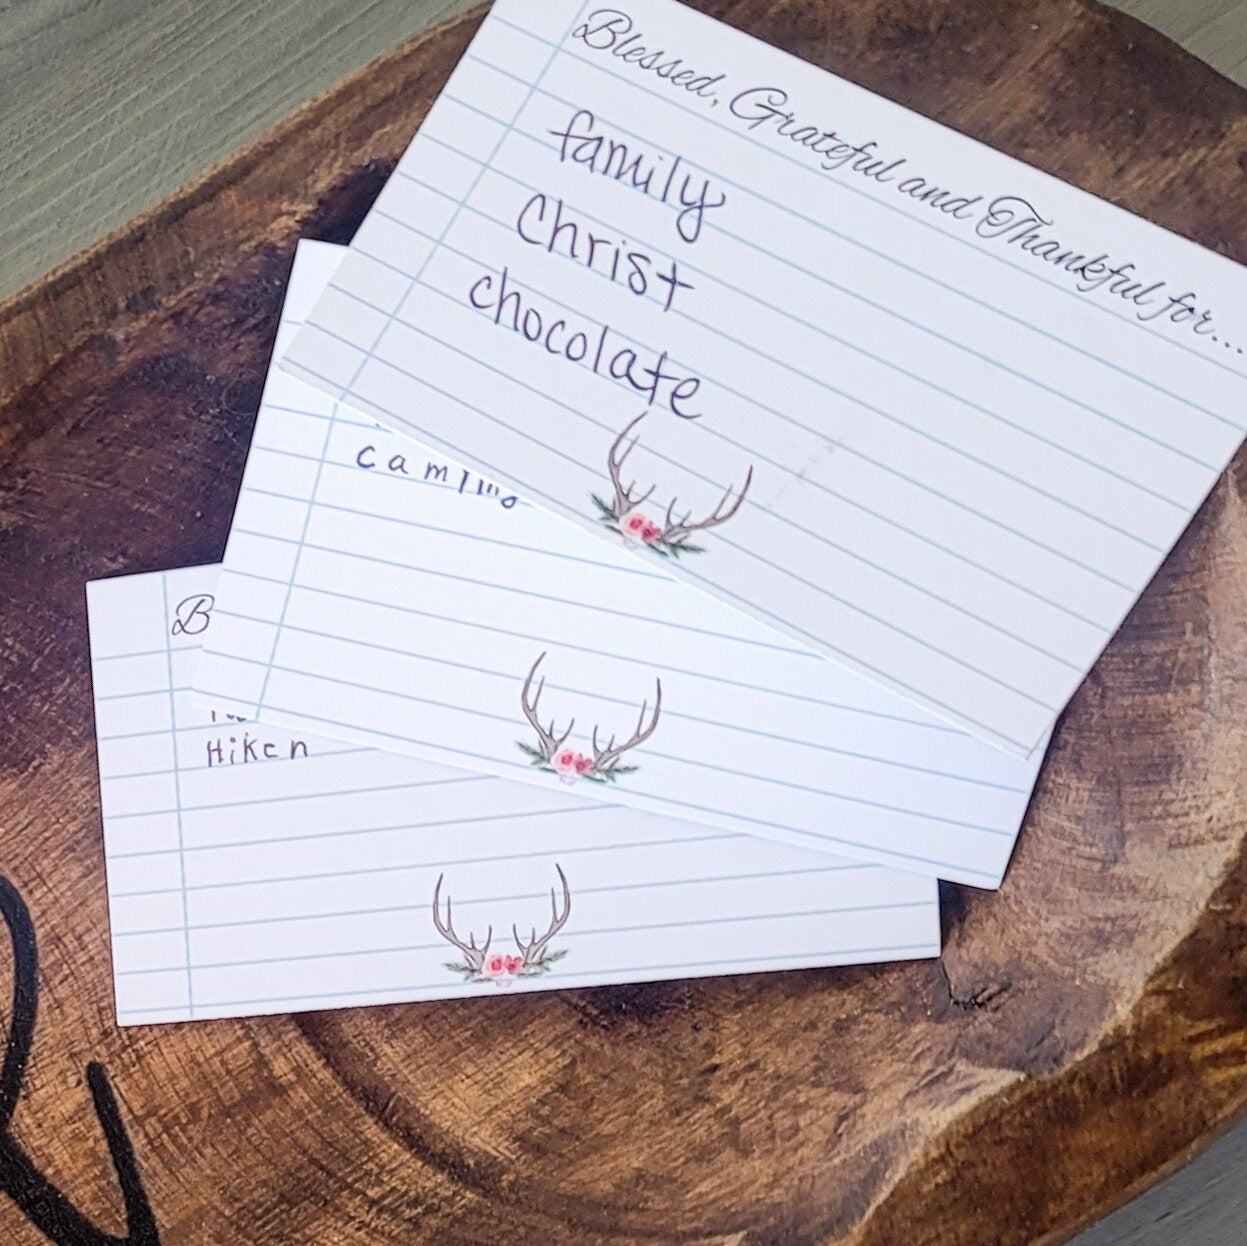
top-left (656, 469), bottom-right (753, 550)
top-left (520, 652), bottom-right (575, 763)
top-left (432, 874), bottom-right (492, 972)
top-left (607, 412), bottom-right (657, 519)
top-left (590, 679), bottom-right (663, 776)
top-left (600, 413), bottom-right (752, 557)
top-left (517, 652), bottom-right (663, 784)
top-left (513, 865), bottom-right (572, 970)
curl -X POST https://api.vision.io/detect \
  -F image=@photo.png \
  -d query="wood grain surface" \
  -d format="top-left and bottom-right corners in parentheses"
top-left (2, 2), bottom-right (1247, 1243)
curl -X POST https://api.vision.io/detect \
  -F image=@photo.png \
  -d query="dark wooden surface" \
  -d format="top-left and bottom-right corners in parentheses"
top-left (2, 2), bottom-right (1247, 1242)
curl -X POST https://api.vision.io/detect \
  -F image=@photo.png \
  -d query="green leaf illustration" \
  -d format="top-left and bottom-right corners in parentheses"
top-left (516, 741), bottom-right (554, 770)
top-left (522, 948), bottom-right (569, 976)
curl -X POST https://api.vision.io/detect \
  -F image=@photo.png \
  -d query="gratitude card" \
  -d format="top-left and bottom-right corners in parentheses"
top-left (281, 0), bottom-right (1247, 757)
top-left (197, 241), bottom-right (1044, 888)
top-left (88, 565), bottom-right (938, 1024)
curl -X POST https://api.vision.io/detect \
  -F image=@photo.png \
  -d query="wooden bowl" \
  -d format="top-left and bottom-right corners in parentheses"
top-left (1, 2), bottom-right (1246, 1241)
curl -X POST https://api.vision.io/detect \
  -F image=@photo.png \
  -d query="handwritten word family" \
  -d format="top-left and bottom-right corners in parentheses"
top-left (468, 266), bottom-right (704, 416)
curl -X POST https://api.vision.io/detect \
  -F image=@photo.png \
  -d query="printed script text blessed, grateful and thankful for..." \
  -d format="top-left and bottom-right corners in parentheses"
top-left (463, 4), bottom-right (1242, 419)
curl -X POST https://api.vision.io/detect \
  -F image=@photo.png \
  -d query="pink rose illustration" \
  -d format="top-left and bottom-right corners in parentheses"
top-left (573, 753), bottom-right (594, 776)
top-left (641, 523), bottom-right (662, 543)
top-left (620, 511), bottom-right (652, 543)
top-left (480, 952), bottom-right (527, 987)
top-left (553, 748), bottom-right (579, 775)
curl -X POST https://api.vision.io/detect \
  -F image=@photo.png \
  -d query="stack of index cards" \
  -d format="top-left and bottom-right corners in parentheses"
top-left (88, 0), bottom-right (1247, 1024)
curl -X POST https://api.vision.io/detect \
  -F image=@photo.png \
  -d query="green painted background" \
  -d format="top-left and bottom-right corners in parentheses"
top-left (0, 0), bottom-right (1243, 304)
top-left (0, 0), bottom-right (476, 301)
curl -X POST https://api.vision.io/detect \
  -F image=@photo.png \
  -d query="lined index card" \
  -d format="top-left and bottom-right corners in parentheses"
top-left (88, 565), bottom-right (939, 1024)
top-left (197, 241), bottom-right (1046, 889)
top-left (283, 0), bottom-right (1247, 756)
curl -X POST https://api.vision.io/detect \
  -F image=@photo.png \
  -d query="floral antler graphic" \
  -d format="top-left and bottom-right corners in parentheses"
top-left (591, 412), bottom-right (754, 558)
top-left (519, 651), bottom-right (576, 768)
top-left (517, 652), bottom-right (661, 784)
top-left (606, 411), bottom-right (658, 520)
top-left (432, 873), bottom-right (492, 975)
top-left (512, 865), bottom-right (572, 975)
top-left (434, 867), bottom-right (571, 985)
top-left (588, 687), bottom-right (663, 779)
